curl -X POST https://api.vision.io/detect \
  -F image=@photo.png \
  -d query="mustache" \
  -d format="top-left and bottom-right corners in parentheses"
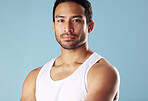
top-left (60, 32), bottom-right (78, 38)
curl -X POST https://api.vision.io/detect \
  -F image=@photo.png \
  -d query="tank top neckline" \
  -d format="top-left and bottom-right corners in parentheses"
top-left (48, 52), bottom-right (97, 83)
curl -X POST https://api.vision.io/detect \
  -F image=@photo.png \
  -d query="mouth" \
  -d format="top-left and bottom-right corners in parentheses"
top-left (62, 35), bottom-right (75, 40)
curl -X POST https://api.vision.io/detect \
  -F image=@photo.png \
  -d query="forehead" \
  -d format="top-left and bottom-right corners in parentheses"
top-left (55, 2), bottom-right (85, 17)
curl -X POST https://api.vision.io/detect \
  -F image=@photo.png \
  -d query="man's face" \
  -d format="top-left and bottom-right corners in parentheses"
top-left (53, 2), bottom-right (89, 49)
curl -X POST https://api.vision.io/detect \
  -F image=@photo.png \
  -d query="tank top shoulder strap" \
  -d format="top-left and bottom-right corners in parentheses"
top-left (86, 52), bottom-right (103, 67)
top-left (42, 58), bottom-right (56, 70)
top-left (36, 58), bottom-right (56, 81)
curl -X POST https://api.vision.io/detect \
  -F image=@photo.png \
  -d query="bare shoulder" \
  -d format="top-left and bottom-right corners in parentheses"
top-left (23, 67), bottom-right (42, 86)
top-left (20, 67), bottom-right (42, 101)
top-left (27, 67), bottom-right (42, 79)
top-left (86, 58), bottom-right (120, 101)
top-left (88, 58), bottom-right (120, 81)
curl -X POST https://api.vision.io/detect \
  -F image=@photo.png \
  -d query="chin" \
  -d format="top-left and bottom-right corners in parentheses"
top-left (61, 42), bottom-right (85, 50)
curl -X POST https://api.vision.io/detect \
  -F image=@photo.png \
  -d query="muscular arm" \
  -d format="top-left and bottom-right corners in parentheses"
top-left (20, 67), bottom-right (41, 101)
top-left (85, 59), bottom-right (120, 101)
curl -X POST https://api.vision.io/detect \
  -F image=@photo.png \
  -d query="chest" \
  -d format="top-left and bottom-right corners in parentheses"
top-left (36, 60), bottom-right (93, 101)
top-left (50, 64), bottom-right (82, 81)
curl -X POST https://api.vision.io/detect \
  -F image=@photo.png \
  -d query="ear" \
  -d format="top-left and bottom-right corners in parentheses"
top-left (52, 21), bottom-right (55, 32)
top-left (88, 21), bottom-right (95, 33)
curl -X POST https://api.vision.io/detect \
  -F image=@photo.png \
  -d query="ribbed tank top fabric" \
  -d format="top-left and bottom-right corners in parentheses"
top-left (36, 52), bottom-right (103, 101)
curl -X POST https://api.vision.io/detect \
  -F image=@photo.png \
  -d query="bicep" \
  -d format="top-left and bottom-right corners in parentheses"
top-left (21, 69), bottom-right (39, 101)
top-left (85, 65), bottom-right (120, 101)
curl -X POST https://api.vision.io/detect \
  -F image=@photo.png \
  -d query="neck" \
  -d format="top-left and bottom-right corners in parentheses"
top-left (59, 43), bottom-right (93, 64)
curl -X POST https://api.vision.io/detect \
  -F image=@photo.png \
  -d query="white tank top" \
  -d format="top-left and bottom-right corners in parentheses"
top-left (36, 52), bottom-right (103, 101)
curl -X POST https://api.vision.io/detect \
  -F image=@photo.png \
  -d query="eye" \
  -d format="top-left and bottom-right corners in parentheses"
top-left (57, 19), bottom-right (64, 22)
top-left (73, 19), bottom-right (81, 23)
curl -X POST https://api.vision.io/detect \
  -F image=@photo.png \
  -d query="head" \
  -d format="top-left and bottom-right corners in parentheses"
top-left (52, 0), bottom-right (94, 50)
top-left (53, 0), bottom-right (93, 24)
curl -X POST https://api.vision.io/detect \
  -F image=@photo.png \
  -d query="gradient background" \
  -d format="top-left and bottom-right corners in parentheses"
top-left (0, 0), bottom-right (148, 101)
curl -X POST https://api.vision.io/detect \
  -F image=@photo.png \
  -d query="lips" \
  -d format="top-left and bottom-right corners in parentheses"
top-left (62, 35), bottom-right (75, 40)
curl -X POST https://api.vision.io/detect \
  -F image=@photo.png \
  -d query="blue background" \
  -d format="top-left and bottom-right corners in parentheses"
top-left (0, 0), bottom-right (148, 100)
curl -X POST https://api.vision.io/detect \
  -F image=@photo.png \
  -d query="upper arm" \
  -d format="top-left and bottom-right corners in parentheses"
top-left (85, 62), bottom-right (120, 101)
top-left (20, 67), bottom-right (41, 101)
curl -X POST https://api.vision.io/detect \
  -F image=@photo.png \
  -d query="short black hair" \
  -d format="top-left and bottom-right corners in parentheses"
top-left (53, 0), bottom-right (92, 24)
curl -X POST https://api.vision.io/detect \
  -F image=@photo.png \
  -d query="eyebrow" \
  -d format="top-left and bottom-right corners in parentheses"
top-left (55, 15), bottom-right (83, 18)
top-left (55, 15), bottom-right (65, 18)
top-left (72, 15), bottom-right (83, 18)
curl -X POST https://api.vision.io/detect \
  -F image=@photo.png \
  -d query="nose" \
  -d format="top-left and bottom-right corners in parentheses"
top-left (64, 21), bottom-right (74, 33)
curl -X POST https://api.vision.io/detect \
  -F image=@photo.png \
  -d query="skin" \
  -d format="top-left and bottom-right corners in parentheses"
top-left (20, 2), bottom-right (120, 101)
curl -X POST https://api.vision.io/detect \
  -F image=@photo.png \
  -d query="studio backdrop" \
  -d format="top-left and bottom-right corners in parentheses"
top-left (0, 0), bottom-right (148, 101)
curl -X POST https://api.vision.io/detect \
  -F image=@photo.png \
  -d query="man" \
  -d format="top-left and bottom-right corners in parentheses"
top-left (20, 0), bottom-right (120, 101)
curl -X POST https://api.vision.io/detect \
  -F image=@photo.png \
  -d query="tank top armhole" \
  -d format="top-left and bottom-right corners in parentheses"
top-left (84, 53), bottom-right (103, 92)
top-left (36, 58), bottom-right (56, 84)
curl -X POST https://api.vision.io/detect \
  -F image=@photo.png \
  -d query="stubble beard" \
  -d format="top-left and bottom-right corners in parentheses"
top-left (55, 32), bottom-right (86, 50)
